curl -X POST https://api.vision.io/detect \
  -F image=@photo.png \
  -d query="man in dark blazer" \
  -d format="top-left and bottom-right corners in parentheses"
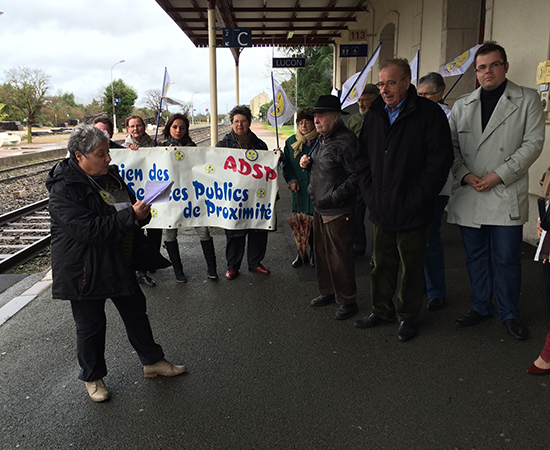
top-left (354, 58), bottom-right (453, 341)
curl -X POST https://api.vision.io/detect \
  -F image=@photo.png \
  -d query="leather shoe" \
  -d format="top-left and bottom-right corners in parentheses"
top-left (85, 379), bottom-right (110, 402)
top-left (354, 312), bottom-right (394, 328)
top-left (504, 318), bottom-right (528, 340)
top-left (143, 358), bottom-right (187, 378)
top-left (137, 274), bottom-right (156, 287)
top-left (427, 297), bottom-right (446, 311)
top-left (527, 363), bottom-right (550, 375)
top-left (292, 253), bottom-right (308, 268)
top-left (455, 310), bottom-right (489, 327)
top-left (397, 321), bottom-right (417, 342)
top-left (335, 303), bottom-right (358, 320)
top-left (225, 269), bottom-right (239, 280)
top-left (310, 294), bottom-right (335, 307)
top-left (249, 264), bottom-right (270, 274)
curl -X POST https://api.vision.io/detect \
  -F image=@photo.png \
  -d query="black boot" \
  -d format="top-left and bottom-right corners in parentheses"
top-left (164, 240), bottom-right (187, 283)
top-left (200, 238), bottom-right (218, 280)
top-left (292, 253), bottom-right (308, 268)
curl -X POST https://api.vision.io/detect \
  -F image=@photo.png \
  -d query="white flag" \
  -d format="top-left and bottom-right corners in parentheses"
top-left (410, 50), bottom-right (419, 84)
top-left (267, 78), bottom-right (297, 128)
top-left (163, 97), bottom-right (185, 107)
top-left (438, 44), bottom-right (482, 77)
top-left (340, 43), bottom-right (381, 109)
top-left (162, 68), bottom-right (171, 98)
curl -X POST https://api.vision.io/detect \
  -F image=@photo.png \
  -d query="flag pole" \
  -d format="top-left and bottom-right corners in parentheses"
top-left (415, 50), bottom-right (420, 87)
top-left (154, 67), bottom-right (168, 146)
top-left (340, 42), bottom-right (382, 107)
top-left (270, 71), bottom-right (280, 149)
top-left (443, 74), bottom-right (464, 101)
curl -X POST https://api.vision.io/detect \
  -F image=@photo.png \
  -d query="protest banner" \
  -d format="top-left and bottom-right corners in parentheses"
top-left (109, 146), bottom-right (280, 231)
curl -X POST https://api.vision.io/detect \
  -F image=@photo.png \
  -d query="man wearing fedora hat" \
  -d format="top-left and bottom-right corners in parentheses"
top-left (354, 58), bottom-right (453, 341)
top-left (299, 94), bottom-right (362, 320)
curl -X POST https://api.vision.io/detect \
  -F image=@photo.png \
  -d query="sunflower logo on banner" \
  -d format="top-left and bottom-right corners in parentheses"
top-left (438, 44), bottom-right (482, 77)
top-left (268, 77), bottom-right (297, 128)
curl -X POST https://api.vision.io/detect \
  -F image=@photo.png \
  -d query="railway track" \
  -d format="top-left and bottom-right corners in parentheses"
top-left (0, 124), bottom-right (233, 274)
top-left (0, 199), bottom-right (51, 273)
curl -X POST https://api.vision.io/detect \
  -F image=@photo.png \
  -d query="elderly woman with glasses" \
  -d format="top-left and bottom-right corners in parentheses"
top-left (122, 114), bottom-right (160, 287)
top-left (46, 124), bottom-right (186, 403)
top-left (216, 105), bottom-right (271, 280)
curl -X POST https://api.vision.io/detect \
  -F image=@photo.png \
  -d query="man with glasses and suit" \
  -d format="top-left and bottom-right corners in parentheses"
top-left (447, 41), bottom-right (545, 340)
top-left (354, 58), bottom-right (453, 341)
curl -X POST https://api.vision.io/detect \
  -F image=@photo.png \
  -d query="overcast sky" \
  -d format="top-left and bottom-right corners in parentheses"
top-left (0, 0), bottom-right (279, 115)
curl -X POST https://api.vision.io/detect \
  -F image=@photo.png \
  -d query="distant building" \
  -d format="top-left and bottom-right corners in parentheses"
top-left (249, 92), bottom-right (270, 119)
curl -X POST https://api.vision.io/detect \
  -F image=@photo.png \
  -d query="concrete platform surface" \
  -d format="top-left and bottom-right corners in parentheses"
top-left (0, 124), bottom-right (549, 449)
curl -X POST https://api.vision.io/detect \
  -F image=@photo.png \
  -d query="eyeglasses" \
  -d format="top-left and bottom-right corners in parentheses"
top-left (417, 90), bottom-right (441, 97)
top-left (475, 61), bottom-right (506, 72)
top-left (375, 78), bottom-right (405, 89)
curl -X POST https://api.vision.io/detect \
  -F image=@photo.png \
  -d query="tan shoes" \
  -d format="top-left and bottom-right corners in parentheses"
top-left (85, 379), bottom-right (110, 402)
top-left (143, 358), bottom-right (187, 379)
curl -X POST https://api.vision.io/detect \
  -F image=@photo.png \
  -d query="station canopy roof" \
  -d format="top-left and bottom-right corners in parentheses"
top-left (155, 0), bottom-right (370, 48)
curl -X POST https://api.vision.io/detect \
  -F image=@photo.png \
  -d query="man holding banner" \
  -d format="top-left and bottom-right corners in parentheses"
top-left (354, 58), bottom-right (453, 342)
top-left (447, 41), bottom-right (545, 340)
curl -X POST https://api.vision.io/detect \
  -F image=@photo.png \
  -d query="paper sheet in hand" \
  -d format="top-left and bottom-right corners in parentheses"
top-left (143, 180), bottom-right (173, 205)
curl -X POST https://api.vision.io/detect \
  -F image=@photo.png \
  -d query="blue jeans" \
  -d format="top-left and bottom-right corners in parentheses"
top-left (459, 225), bottom-right (523, 322)
top-left (425, 195), bottom-right (448, 299)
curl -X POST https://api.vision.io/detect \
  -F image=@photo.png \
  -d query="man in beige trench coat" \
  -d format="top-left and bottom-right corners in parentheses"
top-left (447, 41), bottom-right (545, 340)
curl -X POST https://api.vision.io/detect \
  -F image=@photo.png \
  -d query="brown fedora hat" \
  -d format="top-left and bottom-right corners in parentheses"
top-left (311, 95), bottom-right (349, 115)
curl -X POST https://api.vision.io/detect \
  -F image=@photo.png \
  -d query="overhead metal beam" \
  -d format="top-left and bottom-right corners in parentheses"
top-left (174, 17), bottom-right (357, 23)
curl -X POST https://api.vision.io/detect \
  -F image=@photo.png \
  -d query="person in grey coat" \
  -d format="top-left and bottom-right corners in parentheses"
top-left (448, 41), bottom-right (545, 340)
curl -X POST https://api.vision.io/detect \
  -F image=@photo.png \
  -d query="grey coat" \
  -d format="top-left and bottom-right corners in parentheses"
top-left (447, 80), bottom-right (545, 227)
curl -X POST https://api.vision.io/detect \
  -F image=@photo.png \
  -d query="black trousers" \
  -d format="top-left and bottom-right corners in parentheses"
top-left (371, 224), bottom-right (430, 321)
top-left (225, 229), bottom-right (268, 270)
top-left (353, 195), bottom-right (367, 253)
top-left (70, 278), bottom-right (164, 382)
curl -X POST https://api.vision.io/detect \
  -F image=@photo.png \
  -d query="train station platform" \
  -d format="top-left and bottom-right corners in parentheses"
top-left (0, 124), bottom-right (548, 449)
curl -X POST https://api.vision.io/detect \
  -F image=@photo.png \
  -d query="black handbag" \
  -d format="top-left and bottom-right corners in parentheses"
top-left (132, 228), bottom-right (172, 271)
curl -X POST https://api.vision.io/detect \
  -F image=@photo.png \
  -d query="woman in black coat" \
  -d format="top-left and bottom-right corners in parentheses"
top-left (160, 113), bottom-right (218, 281)
top-left (46, 124), bottom-right (186, 403)
top-left (216, 105), bottom-right (270, 280)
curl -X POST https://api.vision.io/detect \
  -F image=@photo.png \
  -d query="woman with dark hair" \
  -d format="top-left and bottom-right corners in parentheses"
top-left (216, 105), bottom-right (270, 280)
top-left (122, 114), bottom-right (159, 287)
top-left (282, 108), bottom-right (317, 267)
top-left (46, 124), bottom-right (186, 403)
top-left (160, 113), bottom-right (218, 281)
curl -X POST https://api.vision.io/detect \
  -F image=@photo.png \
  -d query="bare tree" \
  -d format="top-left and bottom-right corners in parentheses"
top-left (3, 67), bottom-right (50, 142)
top-left (142, 88), bottom-right (162, 115)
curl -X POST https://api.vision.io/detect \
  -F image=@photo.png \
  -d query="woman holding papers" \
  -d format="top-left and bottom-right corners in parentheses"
top-left (122, 114), bottom-right (160, 287)
top-left (216, 105), bottom-right (270, 280)
top-left (46, 124), bottom-right (186, 403)
top-left (282, 108), bottom-right (317, 267)
top-left (160, 113), bottom-right (218, 281)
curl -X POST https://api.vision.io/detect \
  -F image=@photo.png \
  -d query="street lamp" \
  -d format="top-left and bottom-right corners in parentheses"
top-left (191, 91), bottom-right (198, 125)
top-left (111, 60), bottom-right (125, 132)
